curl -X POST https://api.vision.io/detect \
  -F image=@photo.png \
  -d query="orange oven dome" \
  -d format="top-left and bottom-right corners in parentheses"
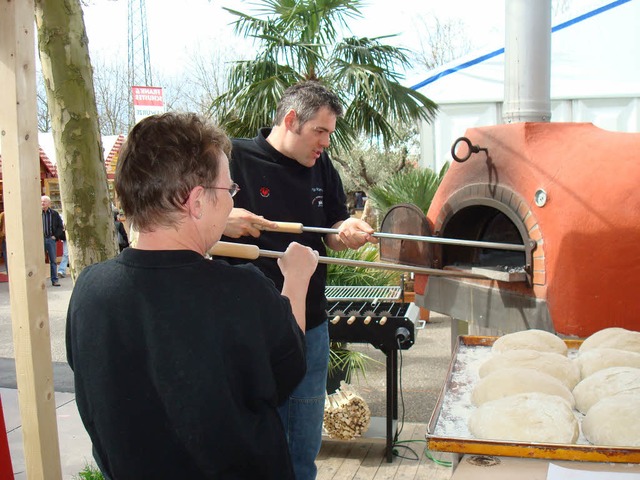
top-left (416, 122), bottom-right (640, 337)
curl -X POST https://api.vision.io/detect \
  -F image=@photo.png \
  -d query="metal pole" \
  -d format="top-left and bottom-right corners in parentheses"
top-left (264, 221), bottom-right (527, 252)
top-left (256, 249), bottom-right (492, 279)
top-left (300, 226), bottom-right (526, 252)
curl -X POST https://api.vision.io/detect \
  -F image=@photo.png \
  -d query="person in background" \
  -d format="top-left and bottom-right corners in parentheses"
top-left (222, 81), bottom-right (376, 480)
top-left (114, 211), bottom-right (129, 251)
top-left (58, 226), bottom-right (69, 277)
top-left (66, 112), bottom-right (319, 479)
top-left (41, 195), bottom-right (64, 287)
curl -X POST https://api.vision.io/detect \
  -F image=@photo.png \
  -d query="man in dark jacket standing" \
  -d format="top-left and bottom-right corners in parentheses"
top-left (222, 82), bottom-right (376, 479)
top-left (41, 195), bottom-right (64, 286)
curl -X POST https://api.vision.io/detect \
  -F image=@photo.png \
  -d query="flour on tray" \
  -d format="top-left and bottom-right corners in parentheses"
top-left (433, 344), bottom-right (486, 438)
top-left (432, 343), bottom-right (591, 444)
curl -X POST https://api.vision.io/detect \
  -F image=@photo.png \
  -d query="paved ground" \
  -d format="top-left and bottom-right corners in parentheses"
top-left (0, 273), bottom-right (73, 365)
top-left (344, 315), bottom-right (452, 424)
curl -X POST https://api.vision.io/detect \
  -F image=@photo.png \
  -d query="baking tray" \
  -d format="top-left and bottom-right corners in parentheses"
top-left (426, 335), bottom-right (640, 463)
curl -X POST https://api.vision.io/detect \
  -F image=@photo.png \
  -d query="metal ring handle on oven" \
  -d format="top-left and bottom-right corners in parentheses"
top-left (451, 137), bottom-right (489, 162)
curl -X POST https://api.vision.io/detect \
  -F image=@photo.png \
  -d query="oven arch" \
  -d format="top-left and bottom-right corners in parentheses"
top-left (432, 183), bottom-right (542, 287)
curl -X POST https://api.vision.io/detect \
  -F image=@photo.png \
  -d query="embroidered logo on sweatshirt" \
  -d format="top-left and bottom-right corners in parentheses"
top-left (260, 187), bottom-right (270, 198)
top-left (311, 187), bottom-right (324, 207)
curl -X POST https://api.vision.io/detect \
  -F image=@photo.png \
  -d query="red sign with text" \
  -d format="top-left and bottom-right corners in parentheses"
top-left (132, 86), bottom-right (165, 124)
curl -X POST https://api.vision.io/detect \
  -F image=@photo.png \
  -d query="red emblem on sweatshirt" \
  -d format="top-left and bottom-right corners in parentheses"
top-left (260, 187), bottom-right (270, 198)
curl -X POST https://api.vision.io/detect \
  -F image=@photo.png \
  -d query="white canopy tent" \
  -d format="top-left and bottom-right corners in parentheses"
top-left (413, 0), bottom-right (640, 172)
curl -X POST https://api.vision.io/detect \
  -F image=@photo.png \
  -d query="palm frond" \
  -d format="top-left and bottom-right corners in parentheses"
top-left (328, 345), bottom-right (380, 383)
top-left (331, 116), bottom-right (357, 152)
top-left (333, 36), bottom-right (410, 80)
top-left (223, 8), bottom-right (273, 40)
top-left (212, 61), bottom-right (302, 136)
top-left (342, 99), bottom-right (397, 145)
top-left (326, 243), bottom-right (401, 287)
top-left (366, 163), bottom-right (449, 216)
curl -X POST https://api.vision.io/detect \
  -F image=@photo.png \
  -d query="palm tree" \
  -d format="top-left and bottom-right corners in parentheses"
top-left (212, 0), bottom-right (438, 151)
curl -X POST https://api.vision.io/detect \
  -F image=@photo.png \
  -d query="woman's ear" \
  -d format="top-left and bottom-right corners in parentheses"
top-left (185, 186), bottom-right (205, 220)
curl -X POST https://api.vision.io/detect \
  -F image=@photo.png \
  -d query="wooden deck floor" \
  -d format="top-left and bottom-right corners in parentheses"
top-left (316, 422), bottom-right (454, 480)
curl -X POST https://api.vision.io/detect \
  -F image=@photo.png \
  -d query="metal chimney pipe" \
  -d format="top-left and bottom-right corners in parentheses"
top-left (502, 0), bottom-right (552, 123)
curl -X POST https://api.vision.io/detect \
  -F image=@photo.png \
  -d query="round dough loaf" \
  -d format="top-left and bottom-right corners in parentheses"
top-left (576, 348), bottom-right (640, 380)
top-left (469, 392), bottom-right (579, 444)
top-left (579, 327), bottom-right (640, 354)
top-left (492, 329), bottom-right (568, 356)
top-left (479, 349), bottom-right (581, 389)
top-left (572, 366), bottom-right (640, 414)
top-left (582, 393), bottom-right (640, 446)
top-left (471, 367), bottom-right (575, 407)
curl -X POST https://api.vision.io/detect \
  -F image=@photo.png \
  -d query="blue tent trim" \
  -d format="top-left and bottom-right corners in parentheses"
top-left (410, 0), bottom-right (632, 91)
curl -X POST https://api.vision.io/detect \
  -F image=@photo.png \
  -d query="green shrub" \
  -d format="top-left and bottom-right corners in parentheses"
top-left (74, 464), bottom-right (104, 480)
top-left (367, 163), bottom-right (449, 217)
top-left (326, 243), bottom-right (401, 287)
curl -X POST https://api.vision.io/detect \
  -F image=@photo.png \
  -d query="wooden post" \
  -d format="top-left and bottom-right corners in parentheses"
top-left (0, 1), bottom-right (63, 478)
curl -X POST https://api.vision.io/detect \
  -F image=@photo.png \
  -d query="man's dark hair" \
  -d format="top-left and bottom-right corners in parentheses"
top-left (115, 112), bottom-right (232, 231)
top-left (274, 81), bottom-right (343, 128)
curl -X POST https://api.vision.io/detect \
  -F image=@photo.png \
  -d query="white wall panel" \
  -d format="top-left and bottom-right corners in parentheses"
top-left (420, 103), bottom-right (499, 171)
top-left (420, 97), bottom-right (640, 170)
top-left (573, 98), bottom-right (639, 132)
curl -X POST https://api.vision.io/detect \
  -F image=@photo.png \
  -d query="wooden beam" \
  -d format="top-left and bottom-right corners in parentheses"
top-left (0, 1), bottom-right (63, 478)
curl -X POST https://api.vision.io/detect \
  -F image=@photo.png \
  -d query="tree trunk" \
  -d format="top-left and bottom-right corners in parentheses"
top-left (35, 0), bottom-right (118, 278)
top-left (360, 198), bottom-right (379, 231)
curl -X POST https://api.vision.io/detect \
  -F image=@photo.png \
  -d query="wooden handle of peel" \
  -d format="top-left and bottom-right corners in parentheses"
top-left (263, 222), bottom-right (304, 233)
top-left (209, 241), bottom-right (260, 260)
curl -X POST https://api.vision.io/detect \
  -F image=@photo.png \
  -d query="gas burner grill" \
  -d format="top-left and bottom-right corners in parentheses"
top-left (327, 300), bottom-right (419, 352)
top-left (325, 285), bottom-right (421, 462)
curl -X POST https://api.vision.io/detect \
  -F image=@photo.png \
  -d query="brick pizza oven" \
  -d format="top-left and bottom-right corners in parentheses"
top-left (414, 121), bottom-right (640, 337)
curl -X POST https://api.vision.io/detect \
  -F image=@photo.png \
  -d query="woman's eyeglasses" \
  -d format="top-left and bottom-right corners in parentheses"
top-left (203, 182), bottom-right (241, 198)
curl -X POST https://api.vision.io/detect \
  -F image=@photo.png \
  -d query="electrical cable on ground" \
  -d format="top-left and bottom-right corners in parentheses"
top-left (392, 443), bottom-right (420, 460)
top-left (425, 449), bottom-right (453, 467)
top-left (390, 336), bottom-right (453, 467)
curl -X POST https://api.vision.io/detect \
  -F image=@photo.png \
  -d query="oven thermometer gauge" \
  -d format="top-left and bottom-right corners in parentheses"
top-left (534, 189), bottom-right (548, 207)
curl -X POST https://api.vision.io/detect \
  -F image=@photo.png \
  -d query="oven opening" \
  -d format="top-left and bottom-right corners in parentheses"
top-left (440, 205), bottom-right (529, 282)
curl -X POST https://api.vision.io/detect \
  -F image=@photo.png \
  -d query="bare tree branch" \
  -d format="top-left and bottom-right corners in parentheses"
top-left (412, 16), bottom-right (472, 71)
top-left (92, 57), bottom-right (129, 134)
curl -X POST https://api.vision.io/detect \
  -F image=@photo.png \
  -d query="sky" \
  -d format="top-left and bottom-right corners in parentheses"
top-left (80, 0), bottom-right (613, 87)
top-left (80, 0), bottom-right (510, 84)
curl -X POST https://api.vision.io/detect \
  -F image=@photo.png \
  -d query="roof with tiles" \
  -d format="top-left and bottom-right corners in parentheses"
top-left (0, 133), bottom-right (126, 181)
top-left (0, 148), bottom-right (58, 181)
top-left (105, 134), bottom-right (125, 179)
